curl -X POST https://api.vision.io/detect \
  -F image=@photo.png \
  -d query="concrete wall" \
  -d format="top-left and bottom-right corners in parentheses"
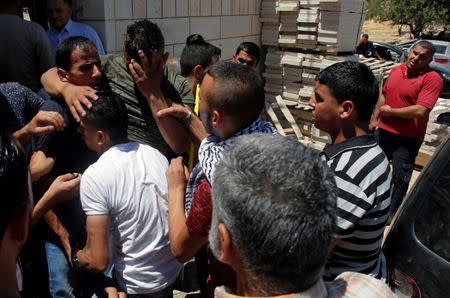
top-left (76, 0), bottom-right (261, 59)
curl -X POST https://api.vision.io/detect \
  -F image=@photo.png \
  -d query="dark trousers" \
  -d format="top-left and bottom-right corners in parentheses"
top-left (376, 129), bottom-right (422, 215)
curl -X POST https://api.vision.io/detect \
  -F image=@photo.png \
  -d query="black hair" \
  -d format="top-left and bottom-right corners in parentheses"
top-left (413, 40), bottom-right (436, 56)
top-left (235, 41), bottom-right (261, 64)
top-left (0, 104), bottom-right (30, 242)
top-left (180, 34), bottom-right (221, 77)
top-left (316, 61), bottom-right (379, 123)
top-left (124, 20), bottom-right (165, 65)
top-left (55, 36), bottom-right (97, 70)
top-left (84, 91), bottom-right (128, 144)
top-left (205, 62), bottom-right (265, 129)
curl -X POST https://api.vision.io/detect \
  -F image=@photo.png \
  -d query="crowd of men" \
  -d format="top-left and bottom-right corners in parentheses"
top-left (1, 0), bottom-right (444, 297)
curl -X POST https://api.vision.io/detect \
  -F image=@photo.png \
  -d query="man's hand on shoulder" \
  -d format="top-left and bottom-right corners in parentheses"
top-left (61, 84), bottom-right (98, 122)
top-left (44, 173), bottom-right (81, 205)
top-left (26, 110), bottom-right (65, 136)
top-left (14, 110), bottom-right (65, 147)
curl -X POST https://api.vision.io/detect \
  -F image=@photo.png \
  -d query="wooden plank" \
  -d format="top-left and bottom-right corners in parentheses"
top-left (276, 95), bottom-right (304, 140)
top-left (266, 104), bottom-right (286, 135)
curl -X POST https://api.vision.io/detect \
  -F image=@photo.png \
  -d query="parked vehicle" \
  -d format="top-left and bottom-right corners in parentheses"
top-left (372, 41), bottom-right (450, 97)
top-left (383, 135), bottom-right (450, 298)
top-left (372, 41), bottom-right (407, 63)
top-left (425, 39), bottom-right (450, 71)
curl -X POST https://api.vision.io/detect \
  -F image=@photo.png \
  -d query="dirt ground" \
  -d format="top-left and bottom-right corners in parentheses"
top-left (362, 20), bottom-right (414, 43)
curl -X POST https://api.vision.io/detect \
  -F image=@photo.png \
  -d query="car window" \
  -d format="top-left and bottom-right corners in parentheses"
top-left (414, 158), bottom-right (450, 261)
top-left (433, 45), bottom-right (447, 55)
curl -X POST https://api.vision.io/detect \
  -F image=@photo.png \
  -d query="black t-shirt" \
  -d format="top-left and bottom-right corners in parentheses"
top-left (33, 95), bottom-right (99, 247)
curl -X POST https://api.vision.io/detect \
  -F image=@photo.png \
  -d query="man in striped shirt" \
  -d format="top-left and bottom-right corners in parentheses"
top-left (310, 61), bottom-right (392, 281)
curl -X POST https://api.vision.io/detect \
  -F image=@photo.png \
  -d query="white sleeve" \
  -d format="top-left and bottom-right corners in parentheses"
top-left (80, 168), bottom-right (109, 215)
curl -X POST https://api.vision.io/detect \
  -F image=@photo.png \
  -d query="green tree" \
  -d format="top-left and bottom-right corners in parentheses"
top-left (366, 0), bottom-right (450, 38)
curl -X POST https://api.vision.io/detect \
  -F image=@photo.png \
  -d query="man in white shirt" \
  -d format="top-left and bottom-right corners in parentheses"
top-left (75, 91), bottom-right (182, 296)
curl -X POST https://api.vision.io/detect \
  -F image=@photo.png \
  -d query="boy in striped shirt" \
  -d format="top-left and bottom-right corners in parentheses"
top-left (309, 61), bottom-right (392, 281)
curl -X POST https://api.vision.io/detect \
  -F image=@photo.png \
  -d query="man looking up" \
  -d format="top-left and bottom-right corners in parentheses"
top-left (76, 91), bottom-right (182, 296)
top-left (371, 40), bottom-right (443, 217)
top-left (164, 62), bottom-right (275, 297)
top-left (208, 133), bottom-right (395, 298)
top-left (42, 19), bottom-right (193, 158)
top-left (46, 0), bottom-right (105, 54)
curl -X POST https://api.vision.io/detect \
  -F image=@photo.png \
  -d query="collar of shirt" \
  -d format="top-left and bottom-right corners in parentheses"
top-left (49, 18), bottom-right (73, 34)
top-left (400, 62), bottom-right (432, 79)
top-left (214, 279), bottom-right (328, 298)
top-left (321, 134), bottom-right (377, 160)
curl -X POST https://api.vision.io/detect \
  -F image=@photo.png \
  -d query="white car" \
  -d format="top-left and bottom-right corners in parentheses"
top-left (426, 39), bottom-right (450, 71)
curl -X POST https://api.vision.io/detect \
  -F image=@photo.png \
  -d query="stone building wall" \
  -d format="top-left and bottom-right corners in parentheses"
top-left (76, 0), bottom-right (261, 59)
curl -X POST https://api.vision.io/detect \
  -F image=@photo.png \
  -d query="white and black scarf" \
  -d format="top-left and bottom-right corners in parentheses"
top-left (184, 117), bottom-right (276, 213)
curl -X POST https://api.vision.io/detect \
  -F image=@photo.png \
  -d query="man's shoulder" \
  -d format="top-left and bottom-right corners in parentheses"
top-left (323, 135), bottom-right (379, 163)
top-left (327, 272), bottom-right (395, 298)
top-left (164, 66), bottom-right (194, 104)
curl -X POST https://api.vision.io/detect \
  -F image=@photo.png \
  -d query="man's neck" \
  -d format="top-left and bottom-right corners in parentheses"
top-left (99, 139), bottom-right (129, 154)
top-left (331, 122), bottom-right (368, 145)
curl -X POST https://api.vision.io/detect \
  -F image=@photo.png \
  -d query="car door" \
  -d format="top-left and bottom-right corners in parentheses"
top-left (383, 136), bottom-right (450, 298)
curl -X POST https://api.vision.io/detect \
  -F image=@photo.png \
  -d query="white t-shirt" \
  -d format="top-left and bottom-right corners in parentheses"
top-left (80, 142), bottom-right (182, 294)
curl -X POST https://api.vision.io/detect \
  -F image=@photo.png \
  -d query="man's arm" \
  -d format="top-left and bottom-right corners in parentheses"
top-left (13, 110), bottom-right (65, 147)
top-left (379, 104), bottom-right (429, 119)
top-left (129, 50), bottom-right (191, 153)
top-left (76, 215), bottom-right (110, 273)
top-left (167, 157), bottom-right (208, 262)
top-left (32, 173), bottom-right (81, 225)
top-left (157, 104), bottom-right (209, 145)
top-left (29, 150), bottom-right (55, 182)
top-left (41, 68), bottom-right (98, 121)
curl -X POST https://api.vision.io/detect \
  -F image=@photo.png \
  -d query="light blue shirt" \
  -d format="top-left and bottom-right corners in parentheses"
top-left (46, 18), bottom-right (105, 55)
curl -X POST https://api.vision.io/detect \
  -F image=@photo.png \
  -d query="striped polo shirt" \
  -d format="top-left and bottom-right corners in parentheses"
top-left (321, 134), bottom-right (392, 281)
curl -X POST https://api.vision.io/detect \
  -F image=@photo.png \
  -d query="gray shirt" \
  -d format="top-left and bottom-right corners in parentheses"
top-left (0, 14), bottom-right (54, 92)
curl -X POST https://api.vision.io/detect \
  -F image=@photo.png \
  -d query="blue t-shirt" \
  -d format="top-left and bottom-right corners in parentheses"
top-left (47, 18), bottom-right (106, 54)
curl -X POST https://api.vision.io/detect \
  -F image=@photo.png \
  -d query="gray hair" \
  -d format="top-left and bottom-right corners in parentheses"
top-left (209, 134), bottom-right (337, 294)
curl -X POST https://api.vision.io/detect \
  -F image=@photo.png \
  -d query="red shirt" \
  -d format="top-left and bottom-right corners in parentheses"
top-left (379, 63), bottom-right (443, 139)
top-left (186, 177), bottom-right (237, 298)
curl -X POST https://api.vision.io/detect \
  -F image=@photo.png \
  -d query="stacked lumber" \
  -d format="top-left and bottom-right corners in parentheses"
top-left (260, 0), bottom-right (365, 153)
top-left (420, 98), bottom-right (450, 156)
top-left (317, 0), bottom-right (366, 53)
top-left (297, 0), bottom-right (320, 50)
top-left (263, 48), bottom-right (283, 103)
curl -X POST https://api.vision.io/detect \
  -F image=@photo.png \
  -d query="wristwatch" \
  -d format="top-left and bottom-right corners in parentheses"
top-left (72, 250), bottom-right (81, 270)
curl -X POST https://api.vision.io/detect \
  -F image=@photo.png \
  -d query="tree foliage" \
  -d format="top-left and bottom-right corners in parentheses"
top-left (366, 0), bottom-right (450, 37)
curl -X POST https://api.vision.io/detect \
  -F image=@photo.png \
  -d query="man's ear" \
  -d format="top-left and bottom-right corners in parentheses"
top-left (57, 68), bottom-right (69, 82)
top-left (217, 223), bottom-right (233, 264)
top-left (162, 52), bottom-right (169, 64)
top-left (96, 130), bottom-right (107, 146)
top-left (193, 65), bottom-right (205, 81)
top-left (340, 100), bottom-right (355, 120)
top-left (211, 110), bottom-right (221, 128)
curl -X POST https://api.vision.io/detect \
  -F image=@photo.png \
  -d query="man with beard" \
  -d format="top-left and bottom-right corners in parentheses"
top-left (163, 62), bottom-right (276, 297)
